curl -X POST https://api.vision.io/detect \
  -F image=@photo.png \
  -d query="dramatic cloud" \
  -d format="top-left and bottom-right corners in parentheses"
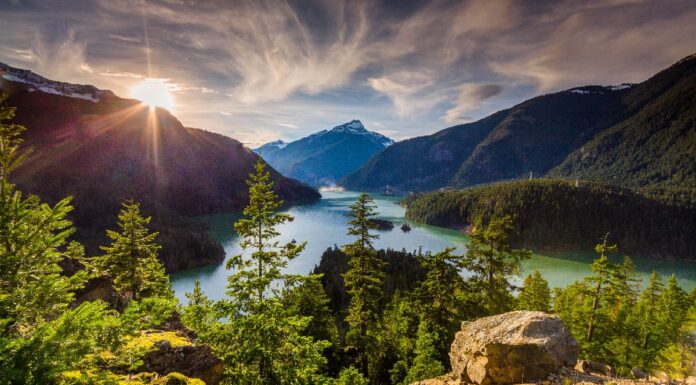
top-left (0, 0), bottom-right (694, 146)
top-left (444, 84), bottom-right (503, 124)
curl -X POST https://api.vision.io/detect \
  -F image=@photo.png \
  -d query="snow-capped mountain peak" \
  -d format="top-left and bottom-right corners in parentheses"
top-left (0, 61), bottom-right (113, 102)
top-left (327, 119), bottom-right (394, 147)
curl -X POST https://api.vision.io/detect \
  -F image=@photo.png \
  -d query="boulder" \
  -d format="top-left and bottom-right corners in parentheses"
top-left (448, 311), bottom-right (578, 385)
top-left (138, 338), bottom-right (223, 385)
top-left (575, 360), bottom-right (615, 376)
top-left (72, 275), bottom-right (127, 311)
top-left (631, 367), bottom-right (648, 380)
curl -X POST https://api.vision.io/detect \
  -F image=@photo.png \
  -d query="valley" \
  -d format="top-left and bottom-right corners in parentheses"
top-left (170, 190), bottom-right (696, 303)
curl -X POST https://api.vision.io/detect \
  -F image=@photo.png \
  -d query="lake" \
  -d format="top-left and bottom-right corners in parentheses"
top-left (171, 190), bottom-right (696, 302)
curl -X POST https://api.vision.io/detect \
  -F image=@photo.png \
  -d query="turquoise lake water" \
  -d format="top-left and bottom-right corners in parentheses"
top-left (171, 191), bottom-right (696, 301)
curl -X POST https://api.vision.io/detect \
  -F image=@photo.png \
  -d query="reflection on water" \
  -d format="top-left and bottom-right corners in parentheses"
top-left (171, 191), bottom-right (696, 302)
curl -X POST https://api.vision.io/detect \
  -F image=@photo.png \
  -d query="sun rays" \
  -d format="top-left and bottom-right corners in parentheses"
top-left (130, 78), bottom-right (175, 111)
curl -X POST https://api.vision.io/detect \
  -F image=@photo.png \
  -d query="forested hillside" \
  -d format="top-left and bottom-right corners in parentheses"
top-left (550, 54), bottom-right (696, 203)
top-left (344, 54), bottom-right (696, 203)
top-left (0, 67), bottom-right (319, 272)
top-left (404, 179), bottom-right (696, 261)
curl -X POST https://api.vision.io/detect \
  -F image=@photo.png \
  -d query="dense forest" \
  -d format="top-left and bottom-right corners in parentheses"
top-left (1, 96), bottom-right (695, 385)
top-left (404, 179), bottom-right (696, 261)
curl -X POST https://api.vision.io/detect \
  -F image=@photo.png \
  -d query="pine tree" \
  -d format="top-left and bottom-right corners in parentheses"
top-left (342, 193), bottom-right (386, 377)
top-left (0, 94), bottom-right (120, 383)
top-left (0, 94), bottom-right (89, 334)
top-left (200, 161), bottom-right (329, 384)
top-left (414, 248), bottom-right (477, 362)
top-left (464, 216), bottom-right (531, 315)
top-left (516, 270), bottom-right (551, 312)
top-left (628, 272), bottom-right (664, 370)
top-left (97, 201), bottom-right (171, 301)
top-left (181, 280), bottom-right (215, 336)
top-left (584, 236), bottom-right (617, 346)
top-left (402, 320), bottom-right (445, 385)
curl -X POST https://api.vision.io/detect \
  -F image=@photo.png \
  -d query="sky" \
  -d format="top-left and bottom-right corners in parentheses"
top-left (1, 0), bottom-right (695, 147)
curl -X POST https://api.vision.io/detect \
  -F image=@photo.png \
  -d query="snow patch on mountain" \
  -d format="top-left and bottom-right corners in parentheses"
top-left (0, 62), bottom-right (112, 102)
top-left (327, 120), bottom-right (394, 147)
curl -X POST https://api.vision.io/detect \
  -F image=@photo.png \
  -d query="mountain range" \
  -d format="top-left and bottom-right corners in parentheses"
top-left (254, 120), bottom-right (393, 187)
top-left (0, 61), bottom-right (320, 272)
top-left (343, 54), bottom-right (696, 204)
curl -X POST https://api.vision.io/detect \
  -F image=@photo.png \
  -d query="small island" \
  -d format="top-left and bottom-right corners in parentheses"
top-left (369, 218), bottom-right (395, 231)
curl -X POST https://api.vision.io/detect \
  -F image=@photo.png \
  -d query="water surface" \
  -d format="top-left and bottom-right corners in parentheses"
top-left (171, 191), bottom-right (696, 301)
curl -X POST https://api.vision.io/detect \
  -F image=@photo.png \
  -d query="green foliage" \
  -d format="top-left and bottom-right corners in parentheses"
top-left (0, 301), bottom-right (121, 385)
top-left (402, 321), bottom-right (445, 385)
top-left (96, 201), bottom-right (172, 301)
top-left (335, 366), bottom-right (368, 385)
top-left (464, 216), bottom-right (531, 315)
top-left (554, 238), bottom-right (693, 374)
top-left (184, 161), bottom-right (330, 384)
top-left (517, 270), bottom-right (551, 312)
top-left (414, 248), bottom-right (479, 362)
top-left (342, 193), bottom-right (386, 376)
top-left (404, 179), bottom-right (696, 261)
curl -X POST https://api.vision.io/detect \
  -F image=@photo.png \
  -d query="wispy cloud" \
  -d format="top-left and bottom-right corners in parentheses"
top-left (0, 0), bottom-right (695, 146)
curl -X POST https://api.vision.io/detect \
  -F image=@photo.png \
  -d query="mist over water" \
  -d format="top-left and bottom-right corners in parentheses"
top-left (171, 191), bottom-right (696, 302)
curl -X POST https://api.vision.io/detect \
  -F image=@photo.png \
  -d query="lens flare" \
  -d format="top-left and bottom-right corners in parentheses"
top-left (130, 78), bottom-right (174, 110)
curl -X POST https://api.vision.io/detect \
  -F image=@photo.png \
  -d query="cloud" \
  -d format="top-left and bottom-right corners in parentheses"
top-left (0, 0), bottom-right (695, 145)
top-left (443, 84), bottom-right (503, 124)
top-left (368, 70), bottom-right (449, 118)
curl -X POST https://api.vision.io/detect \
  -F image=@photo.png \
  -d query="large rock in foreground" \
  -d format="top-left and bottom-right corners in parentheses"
top-left (448, 311), bottom-right (578, 385)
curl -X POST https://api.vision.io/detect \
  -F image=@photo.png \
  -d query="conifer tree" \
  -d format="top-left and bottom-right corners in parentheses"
top-left (97, 201), bottom-right (171, 301)
top-left (516, 270), bottom-right (551, 312)
top-left (464, 216), bottom-right (530, 315)
top-left (342, 193), bottom-right (386, 377)
top-left (402, 320), bottom-right (445, 385)
top-left (414, 248), bottom-right (476, 362)
top-left (0, 94), bottom-right (120, 383)
top-left (0, 94), bottom-right (89, 334)
top-left (192, 161), bottom-right (329, 384)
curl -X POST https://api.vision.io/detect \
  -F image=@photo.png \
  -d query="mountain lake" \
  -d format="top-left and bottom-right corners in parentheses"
top-left (171, 190), bottom-right (696, 301)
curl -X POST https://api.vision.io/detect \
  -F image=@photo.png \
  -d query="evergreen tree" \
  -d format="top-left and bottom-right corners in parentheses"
top-left (0, 94), bottom-right (121, 384)
top-left (464, 216), bottom-right (531, 315)
top-left (516, 270), bottom-right (551, 312)
top-left (97, 201), bottom-right (171, 301)
top-left (181, 280), bottom-right (215, 336)
top-left (335, 366), bottom-right (368, 385)
top-left (402, 320), bottom-right (445, 385)
top-left (414, 248), bottom-right (477, 362)
top-left (193, 161), bottom-right (329, 384)
top-left (342, 193), bottom-right (386, 377)
top-left (627, 272), bottom-right (664, 369)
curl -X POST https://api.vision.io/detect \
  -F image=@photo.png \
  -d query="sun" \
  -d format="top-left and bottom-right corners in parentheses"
top-left (130, 78), bottom-right (175, 110)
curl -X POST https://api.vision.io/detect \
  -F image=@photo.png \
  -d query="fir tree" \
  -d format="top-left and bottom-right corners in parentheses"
top-left (194, 161), bottom-right (329, 384)
top-left (464, 216), bottom-right (531, 315)
top-left (517, 270), bottom-right (551, 312)
top-left (97, 201), bottom-right (171, 301)
top-left (414, 248), bottom-right (477, 362)
top-left (402, 320), bottom-right (445, 385)
top-left (342, 193), bottom-right (386, 377)
top-left (0, 94), bottom-right (121, 383)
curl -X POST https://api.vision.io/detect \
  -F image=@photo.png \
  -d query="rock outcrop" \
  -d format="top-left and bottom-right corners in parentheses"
top-left (413, 311), bottom-right (579, 385)
top-left (136, 334), bottom-right (223, 385)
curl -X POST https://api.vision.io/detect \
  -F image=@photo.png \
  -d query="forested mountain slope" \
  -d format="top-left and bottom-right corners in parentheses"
top-left (345, 54), bottom-right (696, 200)
top-left (549, 54), bottom-right (696, 203)
top-left (0, 63), bottom-right (319, 271)
top-left (404, 180), bottom-right (696, 261)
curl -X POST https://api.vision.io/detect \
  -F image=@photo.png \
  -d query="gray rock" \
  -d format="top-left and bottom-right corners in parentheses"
top-left (447, 311), bottom-right (579, 385)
